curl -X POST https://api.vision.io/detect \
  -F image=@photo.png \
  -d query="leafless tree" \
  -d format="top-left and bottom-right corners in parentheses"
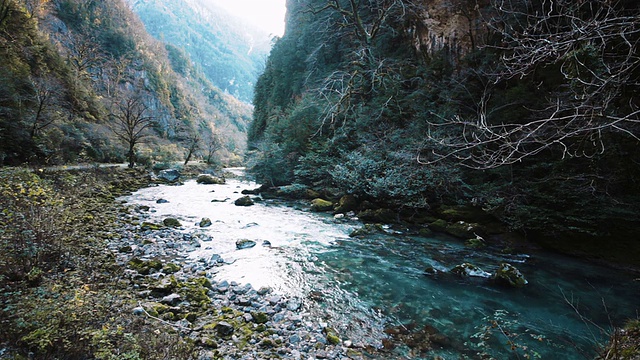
top-left (307, 0), bottom-right (408, 129)
top-left (28, 75), bottom-right (65, 139)
top-left (420, 0), bottom-right (640, 169)
top-left (183, 131), bottom-right (200, 165)
top-left (202, 130), bottom-right (223, 164)
top-left (110, 95), bottom-right (155, 168)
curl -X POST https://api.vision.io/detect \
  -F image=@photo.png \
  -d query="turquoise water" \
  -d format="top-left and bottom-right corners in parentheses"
top-left (123, 173), bottom-right (640, 359)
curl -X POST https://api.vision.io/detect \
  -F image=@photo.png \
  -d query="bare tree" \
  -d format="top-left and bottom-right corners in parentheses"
top-left (183, 131), bottom-right (200, 165)
top-left (28, 75), bottom-right (65, 139)
top-left (202, 130), bottom-right (223, 164)
top-left (421, 0), bottom-right (640, 169)
top-left (308, 0), bottom-right (407, 128)
top-left (110, 95), bottom-right (155, 168)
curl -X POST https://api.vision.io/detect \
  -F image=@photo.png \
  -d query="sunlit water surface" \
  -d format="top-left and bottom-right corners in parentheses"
top-left (122, 170), bottom-right (640, 359)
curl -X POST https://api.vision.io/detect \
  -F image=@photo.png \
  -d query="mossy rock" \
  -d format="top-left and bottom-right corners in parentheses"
top-left (163, 217), bottom-right (182, 228)
top-left (141, 222), bottom-right (163, 230)
top-left (251, 311), bottom-right (269, 324)
top-left (163, 263), bottom-right (181, 274)
top-left (128, 257), bottom-right (163, 275)
top-left (335, 194), bottom-right (358, 214)
top-left (429, 219), bottom-right (448, 233)
top-left (196, 174), bottom-right (225, 185)
top-left (178, 279), bottom-right (211, 305)
top-left (358, 208), bottom-right (397, 223)
top-left (199, 217), bottom-right (212, 227)
top-left (349, 223), bottom-right (386, 237)
top-left (310, 198), bottom-right (333, 212)
top-left (323, 327), bottom-right (341, 345)
top-left (492, 263), bottom-right (528, 288)
top-left (450, 263), bottom-right (490, 278)
top-left (446, 221), bottom-right (482, 238)
top-left (465, 237), bottom-right (486, 249)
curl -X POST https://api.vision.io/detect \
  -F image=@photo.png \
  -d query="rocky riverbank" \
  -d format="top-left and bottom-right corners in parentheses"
top-left (110, 203), bottom-right (384, 360)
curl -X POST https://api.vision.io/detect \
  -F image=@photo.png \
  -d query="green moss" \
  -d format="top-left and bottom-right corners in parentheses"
top-left (141, 222), bottom-right (163, 230)
top-left (128, 257), bottom-right (163, 275)
top-left (310, 198), bottom-right (333, 212)
top-left (323, 327), bottom-right (341, 345)
top-left (163, 263), bottom-right (181, 274)
top-left (251, 311), bottom-right (269, 324)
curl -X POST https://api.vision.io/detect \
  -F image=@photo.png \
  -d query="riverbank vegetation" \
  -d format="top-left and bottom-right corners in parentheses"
top-left (0, 167), bottom-right (198, 359)
top-left (248, 0), bottom-right (640, 267)
top-left (0, 0), bottom-right (250, 168)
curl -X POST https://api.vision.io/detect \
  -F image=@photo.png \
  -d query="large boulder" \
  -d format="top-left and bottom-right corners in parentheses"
top-left (158, 169), bottom-right (181, 182)
top-left (310, 198), bottom-right (333, 212)
top-left (335, 194), bottom-right (359, 214)
top-left (196, 174), bottom-right (225, 185)
top-left (163, 217), bottom-right (182, 228)
top-left (234, 196), bottom-right (254, 206)
top-left (493, 263), bottom-right (528, 288)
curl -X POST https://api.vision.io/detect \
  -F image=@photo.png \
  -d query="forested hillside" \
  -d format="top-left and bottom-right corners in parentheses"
top-left (0, 0), bottom-right (251, 167)
top-left (128, 0), bottom-right (272, 103)
top-left (249, 0), bottom-right (640, 264)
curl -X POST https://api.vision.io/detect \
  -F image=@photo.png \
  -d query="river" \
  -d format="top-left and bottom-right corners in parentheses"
top-left (121, 169), bottom-right (640, 359)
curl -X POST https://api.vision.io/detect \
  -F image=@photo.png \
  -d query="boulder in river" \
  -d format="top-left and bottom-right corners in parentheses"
top-left (199, 217), bottom-right (212, 227)
top-left (163, 217), bottom-right (182, 228)
top-left (450, 263), bottom-right (491, 278)
top-left (492, 262), bottom-right (528, 288)
top-left (335, 194), bottom-right (359, 214)
top-left (236, 239), bottom-right (257, 249)
top-left (158, 169), bottom-right (181, 182)
top-left (234, 196), bottom-right (254, 206)
top-left (310, 198), bottom-right (334, 212)
top-left (196, 174), bottom-right (225, 185)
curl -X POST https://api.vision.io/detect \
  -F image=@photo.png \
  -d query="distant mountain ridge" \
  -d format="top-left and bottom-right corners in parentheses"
top-left (128, 0), bottom-right (273, 103)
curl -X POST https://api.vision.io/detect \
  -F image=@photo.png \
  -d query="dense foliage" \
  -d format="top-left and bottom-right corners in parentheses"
top-left (249, 0), bottom-right (640, 263)
top-left (0, 0), bottom-right (251, 167)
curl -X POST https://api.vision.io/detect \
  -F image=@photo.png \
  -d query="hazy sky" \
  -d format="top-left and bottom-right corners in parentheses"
top-left (212, 0), bottom-right (287, 36)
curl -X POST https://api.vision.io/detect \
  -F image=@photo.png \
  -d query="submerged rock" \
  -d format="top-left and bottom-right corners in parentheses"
top-left (450, 263), bottom-right (491, 278)
top-left (349, 223), bottom-right (386, 237)
top-left (236, 239), bottom-right (257, 249)
top-left (493, 262), bottom-right (528, 287)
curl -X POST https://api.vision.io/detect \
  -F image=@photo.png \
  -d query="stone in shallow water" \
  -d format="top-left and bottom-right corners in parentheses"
top-left (234, 196), bottom-right (254, 206)
top-left (158, 169), bottom-right (181, 182)
top-left (236, 239), bottom-right (257, 249)
top-left (199, 217), bottom-right (212, 227)
top-left (450, 262), bottom-right (491, 278)
top-left (163, 217), bottom-right (182, 227)
top-left (493, 262), bottom-right (528, 287)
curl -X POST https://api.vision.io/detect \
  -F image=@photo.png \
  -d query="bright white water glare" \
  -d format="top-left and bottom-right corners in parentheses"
top-left (211, 0), bottom-right (286, 36)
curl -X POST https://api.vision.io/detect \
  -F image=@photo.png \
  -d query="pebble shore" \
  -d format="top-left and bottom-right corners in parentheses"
top-left (109, 203), bottom-right (388, 360)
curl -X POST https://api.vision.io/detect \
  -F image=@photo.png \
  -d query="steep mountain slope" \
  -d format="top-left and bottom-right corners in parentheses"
top-left (0, 0), bottom-right (251, 166)
top-left (128, 0), bottom-right (272, 103)
top-left (249, 0), bottom-right (640, 264)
